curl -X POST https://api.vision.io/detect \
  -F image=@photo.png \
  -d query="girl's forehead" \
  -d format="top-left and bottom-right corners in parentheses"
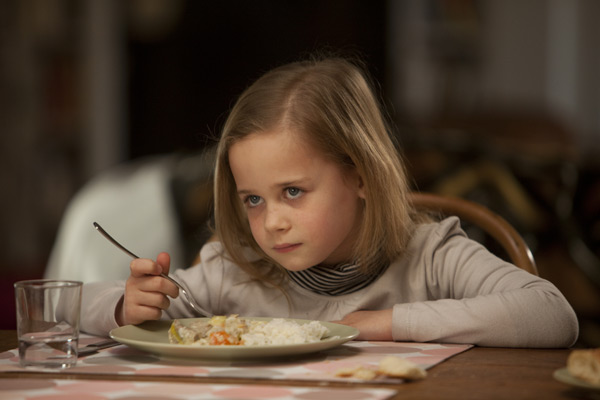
top-left (228, 129), bottom-right (339, 179)
top-left (227, 128), bottom-right (350, 179)
top-left (230, 128), bottom-right (313, 153)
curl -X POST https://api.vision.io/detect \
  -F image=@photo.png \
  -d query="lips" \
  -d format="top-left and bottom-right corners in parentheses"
top-left (273, 243), bottom-right (301, 253)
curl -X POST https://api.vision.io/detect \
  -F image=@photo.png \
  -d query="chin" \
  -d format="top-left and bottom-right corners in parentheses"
top-left (275, 259), bottom-right (314, 272)
top-left (280, 264), bottom-right (313, 272)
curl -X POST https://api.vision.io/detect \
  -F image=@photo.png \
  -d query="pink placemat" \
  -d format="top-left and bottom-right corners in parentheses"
top-left (0, 378), bottom-right (397, 400)
top-left (0, 336), bottom-right (471, 384)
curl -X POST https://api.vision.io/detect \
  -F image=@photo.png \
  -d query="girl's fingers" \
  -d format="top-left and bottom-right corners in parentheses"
top-left (129, 257), bottom-right (178, 297)
top-left (127, 275), bottom-right (179, 299)
top-left (156, 252), bottom-right (171, 275)
top-left (130, 258), bottom-right (162, 277)
top-left (125, 304), bottom-right (163, 325)
top-left (123, 285), bottom-right (172, 325)
top-left (129, 289), bottom-right (171, 311)
top-left (123, 253), bottom-right (179, 325)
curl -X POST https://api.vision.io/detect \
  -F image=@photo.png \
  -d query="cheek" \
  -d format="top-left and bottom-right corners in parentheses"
top-left (318, 196), bottom-right (361, 234)
top-left (247, 214), bottom-right (262, 240)
top-left (299, 204), bottom-right (341, 238)
top-left (246, 213), bottom-right (273, 252)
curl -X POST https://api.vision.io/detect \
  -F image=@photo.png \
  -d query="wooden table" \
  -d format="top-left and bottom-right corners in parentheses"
top-left (0, 330), bottom-right (588, 399)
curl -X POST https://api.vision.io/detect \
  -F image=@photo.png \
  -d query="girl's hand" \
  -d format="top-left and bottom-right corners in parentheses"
top-left (333, 309), bottom-right (394, 341)
top-left (116, 252), bottom-right (179, 326)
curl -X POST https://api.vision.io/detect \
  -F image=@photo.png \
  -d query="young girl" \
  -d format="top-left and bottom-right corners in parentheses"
top-left (80, 56), bottom-right (578, 347)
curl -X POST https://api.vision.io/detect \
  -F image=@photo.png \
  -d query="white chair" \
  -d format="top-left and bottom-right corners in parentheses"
top-left (44, 155), bottom-right (186, 283)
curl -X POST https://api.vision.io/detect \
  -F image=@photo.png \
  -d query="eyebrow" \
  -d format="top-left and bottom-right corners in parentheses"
top-left (236, 177), bottom-right (310, 196)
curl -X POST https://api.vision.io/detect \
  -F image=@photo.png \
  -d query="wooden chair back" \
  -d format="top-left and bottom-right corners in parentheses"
top-left (409, 192), bottom-right (538, 275)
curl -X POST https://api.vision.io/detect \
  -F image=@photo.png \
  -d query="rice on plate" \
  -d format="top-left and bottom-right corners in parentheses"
top-left (168, 315), bottom-right (330, 346)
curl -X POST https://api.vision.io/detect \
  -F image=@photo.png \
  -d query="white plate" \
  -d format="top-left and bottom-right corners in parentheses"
top-left (110, 317), bottom-right (359, 360)
top-left (553, 368), bottom-right (600, 391)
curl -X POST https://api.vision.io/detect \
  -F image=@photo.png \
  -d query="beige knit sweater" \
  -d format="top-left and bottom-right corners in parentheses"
top-left (81, 217), bottom-right (578, 348)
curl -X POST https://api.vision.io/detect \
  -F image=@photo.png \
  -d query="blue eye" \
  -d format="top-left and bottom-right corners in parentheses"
top-left (245, 195), bottom-right (263, 208)
top-left (285, 187), bottom-right (303, 199)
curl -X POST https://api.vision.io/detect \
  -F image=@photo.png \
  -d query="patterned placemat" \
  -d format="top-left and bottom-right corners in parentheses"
top-left (0, 378), bottom-right (398, 400)
top-left (0, 337), bottom-right (471, 384)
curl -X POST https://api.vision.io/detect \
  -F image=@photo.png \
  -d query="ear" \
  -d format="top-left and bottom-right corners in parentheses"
top-left (357, 173), bottom-right (366, 199)
top-left (349, 168), bottom-right (366, 199)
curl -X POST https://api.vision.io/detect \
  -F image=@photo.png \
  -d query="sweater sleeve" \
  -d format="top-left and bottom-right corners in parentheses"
top-left (391, 218), bottom-right (579, 348)
top-left (78, 242), bottom-right (227, 336)
top-left (80, 280), bottom-right (125, 336)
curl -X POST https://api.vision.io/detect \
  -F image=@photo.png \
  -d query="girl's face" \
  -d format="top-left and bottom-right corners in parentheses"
top-left (228, 129), bottom-right (365, 271)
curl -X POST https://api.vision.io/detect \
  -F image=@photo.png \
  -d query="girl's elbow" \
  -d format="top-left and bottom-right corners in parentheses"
top-left (561, 307), bottom-right (580, 348)
top-left (545, 303), bottom-right (579, 348)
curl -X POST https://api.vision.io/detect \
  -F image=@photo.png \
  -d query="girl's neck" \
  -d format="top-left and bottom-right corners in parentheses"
top-left (286, 262), bottom-right (386, 296)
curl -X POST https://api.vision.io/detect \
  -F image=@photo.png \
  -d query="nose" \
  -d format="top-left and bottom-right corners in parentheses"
top-left (264, 203), bottom-right (290, 233)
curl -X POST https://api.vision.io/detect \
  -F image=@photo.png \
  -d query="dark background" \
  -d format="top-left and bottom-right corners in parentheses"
top-left (128, 1), bottom-right (387, 158)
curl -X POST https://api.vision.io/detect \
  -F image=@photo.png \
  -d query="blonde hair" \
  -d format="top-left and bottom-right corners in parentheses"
top-left (214, 56), bottom-right (416, 285)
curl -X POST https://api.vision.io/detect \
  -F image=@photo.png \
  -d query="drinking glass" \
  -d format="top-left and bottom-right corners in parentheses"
top-left (14, 279), bottom-right (82, 368)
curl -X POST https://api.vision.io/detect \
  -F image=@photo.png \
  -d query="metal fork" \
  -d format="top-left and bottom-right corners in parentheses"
top-left (49, 339), bottom-right (121, 359)
top-left (93, 222), bottom-right (211, 317)
top-left (76, 339), bottom-right (121, 357)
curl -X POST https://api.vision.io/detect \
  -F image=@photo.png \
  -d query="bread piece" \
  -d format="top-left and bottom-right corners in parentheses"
top-left (567, 348), bottom-right (600, 385)
top-left (335, 365), bottom-right (378, 380)
top-left (378, 356), bottom-right (427, 380)
top-left (335, 356), bottom-right (427, 381)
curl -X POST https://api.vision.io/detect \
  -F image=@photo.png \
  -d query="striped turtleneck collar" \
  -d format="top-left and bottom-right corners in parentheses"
top-left (286, 263), bottom-right (385, 296)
